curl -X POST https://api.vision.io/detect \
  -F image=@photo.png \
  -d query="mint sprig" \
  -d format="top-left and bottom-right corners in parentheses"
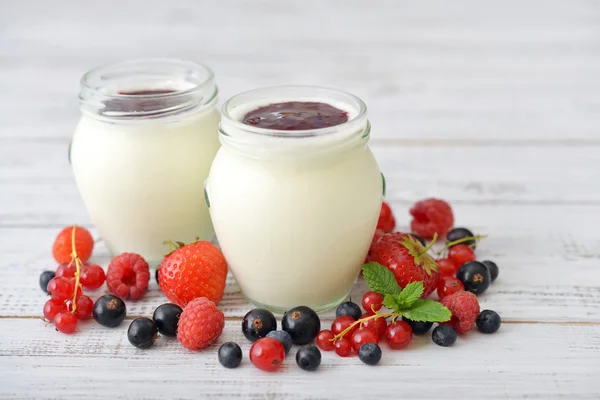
top-left (361, 263), bottom-right (451, 323)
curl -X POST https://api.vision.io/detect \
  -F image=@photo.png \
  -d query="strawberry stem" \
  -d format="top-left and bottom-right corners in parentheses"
top-left (70, 226), bottom-right (83, 313)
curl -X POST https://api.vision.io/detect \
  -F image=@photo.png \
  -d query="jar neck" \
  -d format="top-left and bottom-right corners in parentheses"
top-left (218, 85), bottom-right (370, 160)
top-left (79, 58), bottom-right (218, 122)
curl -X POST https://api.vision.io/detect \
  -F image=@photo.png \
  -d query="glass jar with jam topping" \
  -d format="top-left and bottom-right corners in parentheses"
top-left (71, 58), bottom-right (220, 266)
top-left (206, 85), bottom-right (382, 312)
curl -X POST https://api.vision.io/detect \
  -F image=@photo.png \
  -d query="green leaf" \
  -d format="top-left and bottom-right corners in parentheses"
top-left (361, 262), bottom-right (402, 296)
top-left (382, 294), bottom-right (400, 310)
top-left (395, 281), bottom-right (424, 308)
top-left (399, 300), bottom-right (452, 322)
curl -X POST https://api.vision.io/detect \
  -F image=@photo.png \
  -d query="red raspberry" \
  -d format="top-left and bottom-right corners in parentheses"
top-left (106, 253), bottom-right (150, 300)
top-left (409, 198), bottom-right (454, 240)
top-left (377, 201), bottom-right (396, 233)
top-left (441, 291), bottom-right (480, 334)
top-left (52, 226), bottom-right (94, 264)
top-left (437, 276), bottom-right (465, 300)
top-left (177, 297), bottom-right (224, 350)
top-left (159, 241), bottom-right (227, 307)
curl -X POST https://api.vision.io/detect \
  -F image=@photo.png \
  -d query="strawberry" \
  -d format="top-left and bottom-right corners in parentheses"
top-left (369, 232), bottom-right (440, 297)
top-left (158, 241), bottom-right (227, 307)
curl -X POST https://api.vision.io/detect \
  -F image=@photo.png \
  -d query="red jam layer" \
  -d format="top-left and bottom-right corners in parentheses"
top-left (103, 89), bottom-right (178, 115)
top-left (119, 89), bottom-right (177, 96)
top-left (243, 101), bottom-right (348, 131)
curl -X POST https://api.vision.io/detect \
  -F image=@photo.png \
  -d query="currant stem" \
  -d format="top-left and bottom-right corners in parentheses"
top-left (70, 225), bottom-right (83, 313)
top-left (331, 312), bottom-right (401, 343)
top-left (434, 234), bottom-right (488, 256)
top-left (418, 232), bottom-right (438, 256)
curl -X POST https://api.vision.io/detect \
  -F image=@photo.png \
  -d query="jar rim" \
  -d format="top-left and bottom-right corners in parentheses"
top-left (220, 85), bottom-right (368, 138)
top-left (79, 58), bottom-right (217, 120)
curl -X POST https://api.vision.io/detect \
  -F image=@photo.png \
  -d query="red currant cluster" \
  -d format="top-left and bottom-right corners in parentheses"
top-left (42, 226), bottom-right (105, 334)
top-left (316, 291), bottom-right (412, 361)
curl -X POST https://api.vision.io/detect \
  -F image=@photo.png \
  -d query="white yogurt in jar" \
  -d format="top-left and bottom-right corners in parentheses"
top-left (71, 59), bottom-right (220, 266)
top-left (206, 86), bottom-right (382, 312)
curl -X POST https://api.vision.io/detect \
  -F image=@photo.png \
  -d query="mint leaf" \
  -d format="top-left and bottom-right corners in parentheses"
top-left (382, 294), bottom-right (400, 310)
top-left (394, 281), bottom-right (424, 308)
top-left (399, 300), bottom-right (452, 322)
top-left (361, 262), bottom-right (402, 296)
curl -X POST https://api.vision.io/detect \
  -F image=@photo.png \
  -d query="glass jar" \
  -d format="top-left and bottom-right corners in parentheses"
top-left (71, 58), bottom-right (220, 266)
top-left (206, 86), bottom-right (382, 312)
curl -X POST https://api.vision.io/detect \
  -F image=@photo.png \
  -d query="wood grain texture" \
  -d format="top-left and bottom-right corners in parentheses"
top-left (1, 0), bottom-right (600, 398)
top-left (1, 319), bottom-right (600, 400)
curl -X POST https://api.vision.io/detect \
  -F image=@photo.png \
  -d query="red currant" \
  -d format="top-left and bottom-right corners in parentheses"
top-left (249, 337), bottom-right (285, 372)
top-left (68, 295), bottom-right (94, 320)
top-left (331, 315), bottom-right (357, 337)
top-left (362, 291), bottom-right (384, 312)
top-left (334, 337), bottom-right (353, 357)
top-left (55, 263), bottom-right (77, 279)
top-left (361, 312), bottom-right (387, 338)
top-left (385, 320), bottom-right (413, 349)
top-left (437, 276), bottom-right (465, 300)
top-left (54, 311), bottom-right (78, 334)
top-left (351, 327), bottom-right (379, 352)
top-left (43, 299), bottom-right (67, 322)
top-left (47, 277), bottom-right (74, 301)
top-left (316, 330), bottom-right (335, 351)
top-left (80, 264), bottom-right (106, 290)
top-left (437, 258), bottom-right (457, 277)
top-left (448, 244), bottom-right (476, 268)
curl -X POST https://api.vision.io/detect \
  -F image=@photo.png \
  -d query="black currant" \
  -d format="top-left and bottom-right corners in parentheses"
top-left (39, 270), bottom-right (55, 292)
top-left (93, 294), bottom-right (126, 328)
top-left (335, 301), bottom-right (362, 320)
top-left (409, 233), bottom-right (426, 246)
top-left (242, 308), bottom-right (277, 342)
top-left (127, 317), bottom-right (158, 349)
top-left (432, 325), bottom-right (457, 347)
top-left (218, 342), bottom-right (243, 368)
top-left (152, 303), bottom-right (182, 336)
top-left (457, 261), bottom-right (491, 295)
top-left (476, 310), bottom-right (501, 334)
top-left (282, 306), bottom-right (321, 345)
top-left (295, 345), bottom-right (321, 371)
top-left (402, 317), bottom-right (433, 334)
top-left (447, 227), bottom-right (476, 249)
top-left (358, 342), bottom-right (382, 365)
top-left (482, 260), bottom-right (499, 282)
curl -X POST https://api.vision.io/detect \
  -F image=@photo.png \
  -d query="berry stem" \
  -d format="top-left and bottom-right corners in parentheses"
top-left (418, 232), bottom-right (438, 256)
top-left (70, 226), bottom-right (83, 313)
top-left (434, 234), bottom-right (488, 256)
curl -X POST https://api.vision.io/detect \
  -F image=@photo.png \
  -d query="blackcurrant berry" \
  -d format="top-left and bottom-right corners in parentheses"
top-left (127, 318), bottom-right (158, 349)
top-left (408, 233), bottom-right (426, 246)
top-left (295, 345), bottom-right (321, 371)
top-left (482, 260), bottom-right (499, 282)
top-left (266, 330), bottom-right (293, 355)
top-left (242, 308), bottom-right (277, 342)
top-left (457, 261), bottom-right (491, 295)
top-left (476, 310), bottom-right (501, 334)
top-left (282, 306), bottom-right (321, 345)
top-left (432, 325), bottom-right (457, 347)
top-left (152, 303), bottom-right (182, 336)
top-left (402, 317), bottom-right (433, 335)
top-left (39, 270), bottom-right (55, 292)
top-left (358, 342), bottom-right (382, 366)
top-left (155, 268), bottom-right (159, 285)
top-left (93, 294), bottom-right (126, 328)
top-left (447, 227), bottom-right (476, 249)
top-left (218, 342), bottom-right (243, 368)
top-left (335, 301), bottom-right (362, 320)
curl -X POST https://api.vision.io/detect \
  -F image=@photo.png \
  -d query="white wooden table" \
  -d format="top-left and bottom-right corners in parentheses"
top-left (1, 1), bottom-right (599, 398)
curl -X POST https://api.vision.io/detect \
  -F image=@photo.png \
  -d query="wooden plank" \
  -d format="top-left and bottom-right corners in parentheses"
top-left (1, 319), bottom-right (599, 399)
top-left (1, 0), bottom-right (599, 141)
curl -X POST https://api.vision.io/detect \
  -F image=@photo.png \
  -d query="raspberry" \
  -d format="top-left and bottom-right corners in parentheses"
top-left (377, 201), bottom-right (396, 233)
top-left (52, 226), bottom-right (94, 264)
top-left (177, 297), bottom-right (224, 350)
top-left (441, 291), bottom-right (480, 334)
top-left (106, 253), bottom-right (150, 300)
top-left (158, 241), bottom-right (227, 307)
top-left (409, 198), bottom-right (454, 240)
